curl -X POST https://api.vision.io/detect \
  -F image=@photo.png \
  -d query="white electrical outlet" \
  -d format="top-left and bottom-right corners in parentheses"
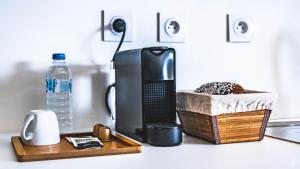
top-left (227, 14), bottom-right (254, 43)
top-left (101, 10), bottom-right (133, 42)
top-left (157, 12), bottom-right (186, 43)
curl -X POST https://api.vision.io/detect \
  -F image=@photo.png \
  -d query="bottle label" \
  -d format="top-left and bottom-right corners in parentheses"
top-left (46, 79), bottom-right (72, 93)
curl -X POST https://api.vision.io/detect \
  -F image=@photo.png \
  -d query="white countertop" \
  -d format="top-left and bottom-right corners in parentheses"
top-left (1, 133), bottom-right (300, 169)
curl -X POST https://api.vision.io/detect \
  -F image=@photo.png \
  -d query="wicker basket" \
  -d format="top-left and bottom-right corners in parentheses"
top-left (176, 90), bottom-right (275, 144)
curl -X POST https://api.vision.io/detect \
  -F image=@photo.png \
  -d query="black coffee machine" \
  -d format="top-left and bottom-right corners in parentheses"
top-left (106, 46), bottom-right (181, 146)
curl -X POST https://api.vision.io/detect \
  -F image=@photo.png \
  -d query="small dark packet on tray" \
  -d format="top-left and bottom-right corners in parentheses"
top-left (65, 136), bottom-right (103, 150)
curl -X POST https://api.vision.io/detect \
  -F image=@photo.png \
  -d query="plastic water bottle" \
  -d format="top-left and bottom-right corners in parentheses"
top-left (46, 53), bottom-right (72, 131)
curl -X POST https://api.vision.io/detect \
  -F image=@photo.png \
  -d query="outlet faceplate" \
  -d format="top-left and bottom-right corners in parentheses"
top-left (227, 14), bottom-right (254, 43)
top-left (157, 12), bottom-right (186, 43)
top-left (101, 10), bottom-right (133, 42)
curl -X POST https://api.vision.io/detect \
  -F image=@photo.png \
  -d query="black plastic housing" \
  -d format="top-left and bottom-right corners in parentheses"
top-left (114, 47), bottom-right (177, 143)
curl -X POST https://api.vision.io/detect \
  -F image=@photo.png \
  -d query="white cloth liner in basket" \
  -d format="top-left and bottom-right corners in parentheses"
top-left (176, 90), bottom-right (277, 116)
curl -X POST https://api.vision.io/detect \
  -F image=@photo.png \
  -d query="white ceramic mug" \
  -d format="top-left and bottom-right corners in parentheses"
top-left (21, 110), bottom-right (60, 146)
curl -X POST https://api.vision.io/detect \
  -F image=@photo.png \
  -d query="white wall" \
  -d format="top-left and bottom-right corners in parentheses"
top-left (1, 0), bottom-right (300, 132)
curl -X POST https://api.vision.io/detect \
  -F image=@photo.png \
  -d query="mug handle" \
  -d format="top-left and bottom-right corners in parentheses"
top-left (21, 114), bottom-right (35, 141)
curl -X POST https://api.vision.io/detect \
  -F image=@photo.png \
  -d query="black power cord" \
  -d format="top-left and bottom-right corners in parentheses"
top-left (105, 18), bottom-right (126, 120)
top-left (105, 83), bottom-right (116, 120)
top-left (111, 18), bottom-right (126, 62)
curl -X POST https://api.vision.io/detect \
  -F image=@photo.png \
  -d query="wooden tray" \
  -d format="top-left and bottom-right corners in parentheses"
top-left (11, 132), bottom-right (142, 162)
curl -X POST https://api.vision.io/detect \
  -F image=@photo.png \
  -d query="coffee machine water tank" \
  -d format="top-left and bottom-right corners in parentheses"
top-left (114, 47), bottom-right (176, 142)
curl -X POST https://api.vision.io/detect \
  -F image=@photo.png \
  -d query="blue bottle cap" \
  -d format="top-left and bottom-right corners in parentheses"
top-left (52, 53), bottom-right (66, 60)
